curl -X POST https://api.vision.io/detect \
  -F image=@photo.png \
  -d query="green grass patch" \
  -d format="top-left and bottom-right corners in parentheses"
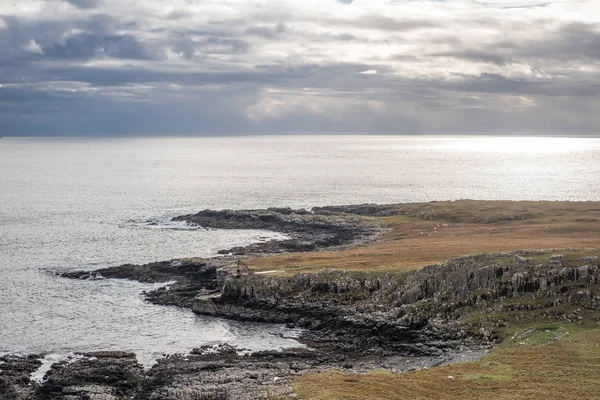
top-left (295, 326), bottom-right (600, 400)
top-left (379, 214), bottom-right (419, 225)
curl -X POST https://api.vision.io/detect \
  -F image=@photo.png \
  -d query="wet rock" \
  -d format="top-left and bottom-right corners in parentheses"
top-left (36, 352), bottom-right (143, 400)
top-left (0, 354), bottom-right (42, 400)
top-left (62, 259), bottom-right (219, 285)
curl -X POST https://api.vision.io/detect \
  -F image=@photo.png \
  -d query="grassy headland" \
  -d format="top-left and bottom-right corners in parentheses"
top-left (249, 200), bottom-right (600, 399)
top-left (246, 200), bottom-right (600, 274)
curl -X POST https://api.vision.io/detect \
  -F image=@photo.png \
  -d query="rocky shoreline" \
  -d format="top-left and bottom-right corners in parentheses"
top-left (173, 207), bottom-right (383, 255)
top-left (1, 345), bottom-right (486, 400)
top-left (4, 205), bottom-right (600, 399)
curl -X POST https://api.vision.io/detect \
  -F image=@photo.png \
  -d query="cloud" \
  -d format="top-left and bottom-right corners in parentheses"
top-left (24, 39), bottom-right (44, 54)
top-left (64, 0), bottom-right (102, 9)
top-left (41, 33), bottom-right (156, 60)
top-left (1, 0), bottom-right (599, 136)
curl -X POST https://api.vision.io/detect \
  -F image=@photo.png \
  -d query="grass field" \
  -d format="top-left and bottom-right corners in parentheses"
top-left (245, 200), bottom-right (600, 274)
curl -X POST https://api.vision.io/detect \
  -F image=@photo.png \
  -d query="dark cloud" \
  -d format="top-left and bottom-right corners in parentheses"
top-left (430, 22), bottom-right (600, 65)
top-left (245, 22), bottom-right (287, 39)
top-left (64, 0), bottom-right (102, 9)
top-left (0, 82), bottom-right (255, 136)
top-left (330, 15), bottom-right (436, 32)
top-left (432, 50), bottom-right (512, 65)
top-left (41, 33), bottom-right (155, 60)
top-left (1, 1), bottom-right (599, 136)
top-left (165, 10), bottom-right (194, 20)
top-left (532, 22), bottom-right (600, 61)
top-left (198, 36), bottom-right (250, 55)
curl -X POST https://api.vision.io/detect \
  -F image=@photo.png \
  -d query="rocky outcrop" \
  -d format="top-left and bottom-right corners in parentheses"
top-left (61, 206), bottom-right (383, 307)
top-left (211, 270), bottom-right (468, 356)
top-left (135, 343), bottom-right (484, 400)
top-left (61, 259), bottom-right (224, 308)
top-left (61, 246), bottom-right (600, 357)
top-left (312, 203), bottom-right (403, 217)
top-left (208, 251), bottom-right (600, 353)
top-left (173, 207), bottom-right (381, 254)
top-left (1, 343), bottom-right (483, 400)
top-left (0, 355), bottom-right (42, 400)
top-left (35, 352), bottom-right (143, 400)
top-left (61, 259), bottom-right (220, 285)
top-left (397, 251), bottom-right (600, 305)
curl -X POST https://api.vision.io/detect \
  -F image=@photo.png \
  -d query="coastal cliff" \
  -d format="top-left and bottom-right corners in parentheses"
top-left (210, 250), bottom-right (600, 353)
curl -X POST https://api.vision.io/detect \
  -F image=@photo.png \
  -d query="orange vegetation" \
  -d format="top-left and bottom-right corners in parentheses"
top-left (247, 200), bottom-right (600, 274)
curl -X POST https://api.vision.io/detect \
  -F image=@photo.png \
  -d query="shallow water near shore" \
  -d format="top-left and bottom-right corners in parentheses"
top-left (1, 135), bottom-right (600, 364)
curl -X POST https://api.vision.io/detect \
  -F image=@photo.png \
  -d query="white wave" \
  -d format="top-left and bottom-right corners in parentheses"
top-left (122, 218), bottom-right (204, 231)
top-left (31, 354), bottom-right (68, 382)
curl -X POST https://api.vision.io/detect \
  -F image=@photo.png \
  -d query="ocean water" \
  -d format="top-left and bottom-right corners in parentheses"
top-left (1, 135), bottom-right (600, 365)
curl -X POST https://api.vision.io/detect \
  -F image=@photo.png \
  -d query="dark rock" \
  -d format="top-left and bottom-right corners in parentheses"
top-left (62, 259), bottom-right (219, 285)
top-left (0, 354), bottom-right (42, 400)
top-left (135, 342), bottom-right (481, 400)
top-left (206, 251), bottom-right (600, 356)
top-left (35, 351), bottom-right (143, 400)
top-left (172, 207), bottom-right (382, 255)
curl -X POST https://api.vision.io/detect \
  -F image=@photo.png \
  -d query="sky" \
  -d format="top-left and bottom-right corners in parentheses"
top-left (0, 0), bottom-right (599, 136)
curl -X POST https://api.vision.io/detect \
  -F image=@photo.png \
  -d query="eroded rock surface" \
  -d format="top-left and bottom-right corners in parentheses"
top-left (0, 355), bottom-right (42, 400)
top-left (35, 352), bottom-right (143, 400)
top-left (135, 343), bottom-right (484, 400)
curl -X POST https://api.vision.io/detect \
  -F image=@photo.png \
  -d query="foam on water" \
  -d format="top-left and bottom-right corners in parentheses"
top-left (30, 354), bottom-right (81, 383)
top-left (122, 218), bottom-right (206, 231)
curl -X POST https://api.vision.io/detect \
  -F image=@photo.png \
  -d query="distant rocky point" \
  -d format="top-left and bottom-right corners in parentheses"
top-left (172, 206), bottom-right (383, 255)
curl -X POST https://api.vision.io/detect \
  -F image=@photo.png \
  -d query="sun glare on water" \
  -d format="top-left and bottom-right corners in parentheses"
top-left (450, 136), bottom-right (590, 154)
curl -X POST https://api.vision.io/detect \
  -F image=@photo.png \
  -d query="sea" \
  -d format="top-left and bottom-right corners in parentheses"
top-left (1, 135), bottom-right (600, 366)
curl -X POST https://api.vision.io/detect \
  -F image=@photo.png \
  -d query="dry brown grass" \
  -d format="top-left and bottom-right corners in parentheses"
top-left (246, 201), bottom-right (600, 274)
top-left (294, 327), bottom-right (600, 400)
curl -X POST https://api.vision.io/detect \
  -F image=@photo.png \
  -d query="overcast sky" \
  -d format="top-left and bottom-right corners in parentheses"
top-left (1, 0), bottom-right (599, 136)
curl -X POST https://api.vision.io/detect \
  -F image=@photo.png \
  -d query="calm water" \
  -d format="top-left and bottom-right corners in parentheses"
top-left (1, 135), bottom-right (600, 365)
